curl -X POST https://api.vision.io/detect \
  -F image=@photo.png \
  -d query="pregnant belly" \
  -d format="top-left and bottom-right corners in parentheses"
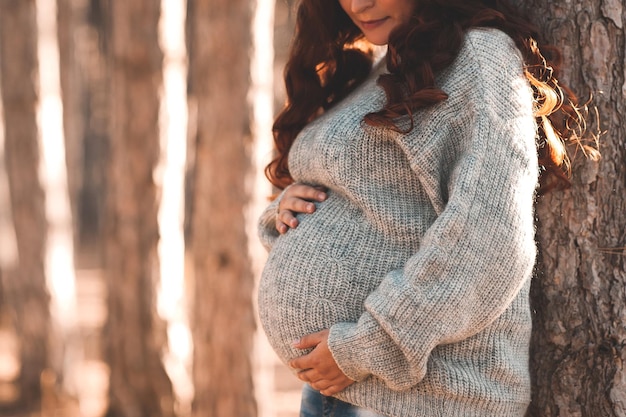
top-left (257, 198), bottom-right (410, 365)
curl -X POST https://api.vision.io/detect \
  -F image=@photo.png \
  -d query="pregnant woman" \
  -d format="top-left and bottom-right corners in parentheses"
top-left (257, 0), bottom-right (593, 416)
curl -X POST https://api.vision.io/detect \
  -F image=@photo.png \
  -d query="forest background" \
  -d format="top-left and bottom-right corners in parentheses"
top-left (0, 0), bottom-right (624, 416)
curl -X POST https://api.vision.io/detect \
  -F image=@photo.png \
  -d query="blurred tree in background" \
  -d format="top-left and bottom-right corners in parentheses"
top-left (57, 0), bottom-right (109, 258)
top-left (186, 0), bottom-right (257, 416)
top-left (0, 0), bottom-right (623, 416)
top-left (0, 0), bottom-right (50, 412)
top-left (101, 1), bottom-right (175, 416)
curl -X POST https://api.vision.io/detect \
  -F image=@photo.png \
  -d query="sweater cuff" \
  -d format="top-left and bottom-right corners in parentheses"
top-left (328, 313), bottom-right (420, 390)
top-left (327, 321), bottom-right (372, 382)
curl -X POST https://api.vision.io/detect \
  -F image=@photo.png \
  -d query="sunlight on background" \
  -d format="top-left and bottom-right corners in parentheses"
top-left (35, 0), bottom-right (87, 407)
top-left (37, 0), bottom-right (77, 332)
top-left (250, 1), bottom-right (281, 417)
top-left (0, 50), bottom-right (21, 403)
top-left (37, 1), bottom-right (110, 416)
top-left (20, 0), bottom-right (289, 415)
top-left (157, 0), bottom-right (194, 414)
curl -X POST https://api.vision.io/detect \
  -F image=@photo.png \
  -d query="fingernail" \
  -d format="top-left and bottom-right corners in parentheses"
top-left (306, 203), bottom-right (315, 212)
top-left (318, 192), bottom-right (327, 200)
top-left (292, 339), bottom-right (300, 347)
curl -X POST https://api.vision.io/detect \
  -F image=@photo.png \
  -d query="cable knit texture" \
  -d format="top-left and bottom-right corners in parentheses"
top-left (258, 28), bottom-right (538, 417)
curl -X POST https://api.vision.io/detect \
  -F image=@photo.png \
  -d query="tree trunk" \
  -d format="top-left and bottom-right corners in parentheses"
top-left (0, 0), bottom-right (50, 411)
top-left (521, 0), bottom-right (626, 415)
top-left (57, 0), bottom-right (84, 251)
top-left (187, 0), bottom-right (257, 415)
top-left (101, 1), bottom-right (175, 416)
top-left (57, 0), bottom-right (109, 261)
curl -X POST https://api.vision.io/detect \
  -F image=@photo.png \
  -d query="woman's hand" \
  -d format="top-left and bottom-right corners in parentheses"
top-left (289, 329), bottom-right (354, 396)
top-left (276, 184), bottom-right (327, 234)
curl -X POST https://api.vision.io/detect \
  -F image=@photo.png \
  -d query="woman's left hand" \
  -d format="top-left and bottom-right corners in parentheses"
top-left (289, 329), bottom-right (355, 396)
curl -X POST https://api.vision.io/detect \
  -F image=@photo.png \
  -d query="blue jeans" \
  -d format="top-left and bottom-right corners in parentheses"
top-left (299, 384), bottom-right (387, 417)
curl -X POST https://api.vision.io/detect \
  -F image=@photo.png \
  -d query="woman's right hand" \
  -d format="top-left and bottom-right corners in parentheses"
top-left (276, 184), bottom-right (327, 234)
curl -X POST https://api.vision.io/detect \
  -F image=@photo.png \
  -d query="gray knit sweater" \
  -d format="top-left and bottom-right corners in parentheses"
top-left (258, 28), bottom-right (538, 417)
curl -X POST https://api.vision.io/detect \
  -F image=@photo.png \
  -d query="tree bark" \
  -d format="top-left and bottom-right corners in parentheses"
top-left (101, 1), bottom-right (175, 416)
top-left (0, 0), bottom-right (50, 411)
top-left (520, 1), bottom-right (626, 415)
top-left (187, 0), bottom-right (258, 415)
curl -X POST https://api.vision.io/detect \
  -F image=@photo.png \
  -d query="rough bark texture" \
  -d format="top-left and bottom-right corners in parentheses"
top-left (519, 1), bottom-right (626, 416)
top-left (102, 1), bottom-right (175, 416)
top-left (0, 0), bottom-right (50, 411)
top-left (187, 0), bottom-right (258, 415)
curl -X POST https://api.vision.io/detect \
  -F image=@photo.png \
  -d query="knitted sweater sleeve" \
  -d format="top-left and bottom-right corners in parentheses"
top-left (327, 30), bottom-right (539, 390)
top-left (258, 195), bottom-right (281, 252)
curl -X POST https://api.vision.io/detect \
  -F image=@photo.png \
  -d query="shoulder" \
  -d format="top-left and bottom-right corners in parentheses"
top-left (436, 28), bottom-right (532, 121)
top-left (463, 27), bottom-right (521, 57)
top-left (455, 28), bottom-right (524, 73)
top-left (438, 27), bottom-right (525, 85)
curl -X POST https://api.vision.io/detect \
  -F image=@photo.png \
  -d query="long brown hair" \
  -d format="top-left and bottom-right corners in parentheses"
top-left (266, 0), bottom-right (599, 193)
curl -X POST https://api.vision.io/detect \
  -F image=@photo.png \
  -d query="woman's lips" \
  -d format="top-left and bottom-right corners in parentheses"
top-left (360, 17), bottom-right (389, 31)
